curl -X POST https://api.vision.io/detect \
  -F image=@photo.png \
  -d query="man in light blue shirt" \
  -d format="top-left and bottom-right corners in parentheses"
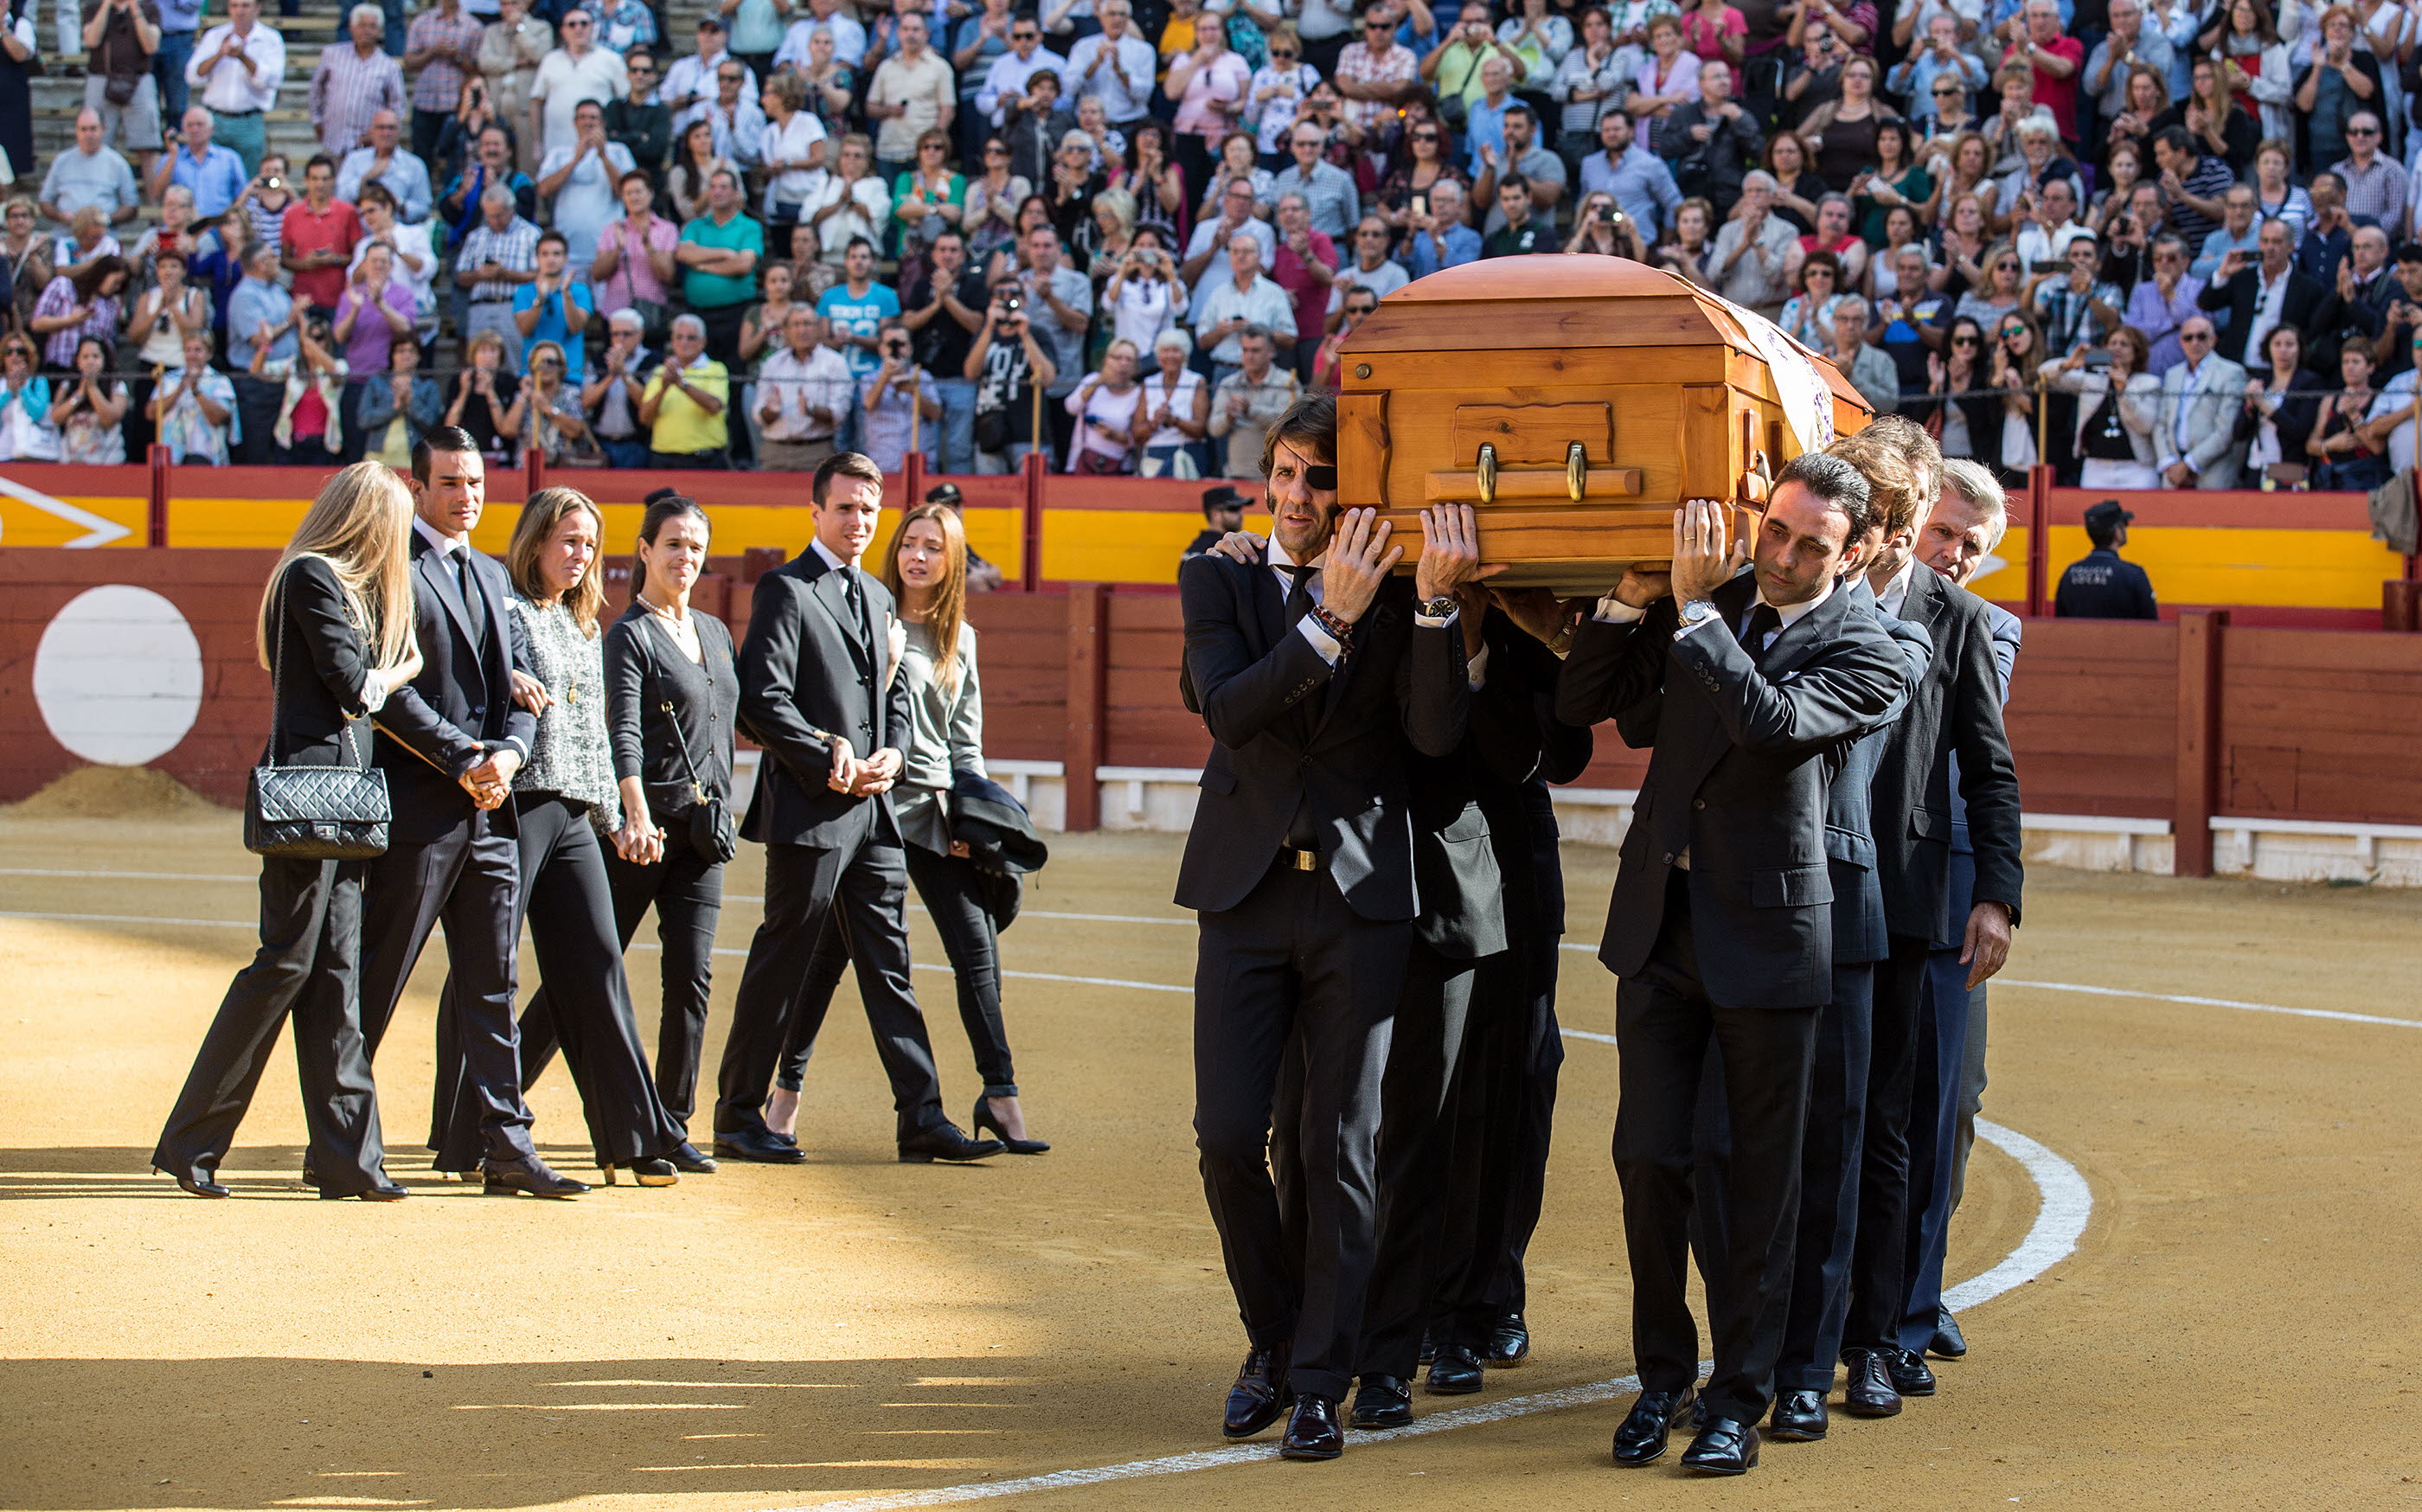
top-left (1886, 14), bottom-right (1990, 128)
top-left (1268, 121), bottom-right (1361, 239)
top-left (227, 242), bottom-right (295, 464)
top-left (157, 106), bottom-right (251, 218)
top-left (2079, 0), bottom-right (2171, 123)
top-left (1399, 179), bottom-right (1480, 278)
top-left (1579, 112), bottom-right (1680, 241)
top-left (1462, 54), bottom-right (1516, 174)
top-left (1063, 0), bottom-right (1156, 126)
top-left (973, 15), bottom-right (1065, 124)
top-left (335, 111), bottom-right (434, 221)
top-left (2189, 183), bottom-right (2259, 283)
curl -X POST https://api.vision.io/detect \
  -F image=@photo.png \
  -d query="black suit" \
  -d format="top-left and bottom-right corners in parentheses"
top-left (153, 557), bottom-right (393, 1195)
top-left (2195, 264), bottom-right (2326, 368)
top-left (359, 528), bottom-right (542, 1167)
top-left (1688, 584), bottom-right (1932, 1396)
top-left (1555, 573), bottom-right (1906, 1426)
top-left (1427, 619), bottom-right (1593, 1352)
top-left (1179, 548), bottom-right (1466, 1403)
top-left (1843, 566), bottom-right (2022, 1359)
top-left (715, 544), bottom-right (952, 1144)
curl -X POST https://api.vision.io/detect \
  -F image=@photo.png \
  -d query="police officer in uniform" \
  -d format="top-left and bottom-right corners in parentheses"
top-left (2053, 501), bottom-right (2158, 619)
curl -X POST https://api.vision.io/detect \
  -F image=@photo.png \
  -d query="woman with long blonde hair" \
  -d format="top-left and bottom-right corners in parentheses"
top-left (766, 501), bottom-right (1049, 1153)
top-left (427, 486), bottom-right (690, 1186)
top-left (154, 462), bottom-right (423, 1201)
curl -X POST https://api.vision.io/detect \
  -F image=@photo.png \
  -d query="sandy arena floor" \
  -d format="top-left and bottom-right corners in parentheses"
top-left (1, 807), bottom-right (2418, 1512)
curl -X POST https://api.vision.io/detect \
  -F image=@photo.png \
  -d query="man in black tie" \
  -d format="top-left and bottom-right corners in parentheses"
top-left (1177, 391), bottom-right (1485, 1462)
top-left (1556, 461), bottom-right (1906, 1477)
top-left (714, 451), bottom-right (1001, 1166)
top-left (361, 427), bottom-right (583, 1198)
top-left (1838, 436), bottom-right (2024, 1419)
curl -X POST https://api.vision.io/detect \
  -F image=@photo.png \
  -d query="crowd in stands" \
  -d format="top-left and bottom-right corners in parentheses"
top-left (4, 0), bottom-right (2422, 487)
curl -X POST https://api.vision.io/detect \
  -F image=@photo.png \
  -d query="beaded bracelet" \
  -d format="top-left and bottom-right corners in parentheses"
top-left (1310, 605), bottom-right (1357, 646)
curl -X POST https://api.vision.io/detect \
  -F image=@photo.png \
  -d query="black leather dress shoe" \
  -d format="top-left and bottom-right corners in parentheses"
top-left (1484, 1311), bottom-right (1530, 1366)
top-left (483, 1155), bottom-right (590, 1198)
top-left (714, 1128), bottom-right (808, 1164)
top-left (1681, 1418), bottom-right (1759, 1475)
top-left (1280, 1394), bottom-right (1345, 1460)
top-left (1221, 1345), bottom-right (1291, 1438)
top-left (1768, 1388), bottom-right (1829, 1441)
top-left (1417, 1329), bottom-right (1436, 1368)
top-left (668, 1140), bottom-right (719, 1174)
top-left (1426, 1342), bottom-right (1483, 1394)
top-left (1929, 1306), bottom-right (1968, 1360)
top-left (1884, 1344), bottom-right (1938, 1396)
top-left (1349, 1375), bottom-right (1413, 1430)
top-left (157, 1167), bottom-right (229, 1199)
top-left (897, 1124), bottom-right (1004, 1163)
top-left (1840, 1349), bottom-right (1903, 1417)
top-left (1611, 1386), bottom-right (1695, 1466)
top-left (601, 1156), bottom-right (679, 1187)
top-left (324, 1178), bottom-right (409, 1201)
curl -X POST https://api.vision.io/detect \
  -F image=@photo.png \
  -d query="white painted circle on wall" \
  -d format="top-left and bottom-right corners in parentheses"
top-left (34, 586), bottom-right (206, 766)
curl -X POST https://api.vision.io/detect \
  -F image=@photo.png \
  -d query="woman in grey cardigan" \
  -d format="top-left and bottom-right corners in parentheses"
top-left (432, 486), bottom-right (689, 1188)
top-left (765, 500), bottom-right (1048, 1154)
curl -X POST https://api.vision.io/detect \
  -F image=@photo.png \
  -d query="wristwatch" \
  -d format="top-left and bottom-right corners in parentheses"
top-left (1419, 594), bottom-right (1459, 619)
top-left (1676, 598), bottom-right (1723, 633)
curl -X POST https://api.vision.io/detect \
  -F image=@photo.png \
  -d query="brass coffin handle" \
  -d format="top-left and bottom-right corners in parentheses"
top-left (1476, 443), bottom-right (1497, 505)
top-left (1567, 441), bottom-right (1586, 502)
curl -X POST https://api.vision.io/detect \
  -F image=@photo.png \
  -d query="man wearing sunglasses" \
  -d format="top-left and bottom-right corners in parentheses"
top-left (1332, 3), bottom-right (1420, 137)
top-left (973, 12), bottom-right (1066, 126)
top-left (2152, 314), bottom-right (2247, 488)
top-left (529, 7), bottom-right (631, 162)
top-left (1177, 390), bottom-right (1489, 1462)
top-left (662, 14), bottom-right (753, 117)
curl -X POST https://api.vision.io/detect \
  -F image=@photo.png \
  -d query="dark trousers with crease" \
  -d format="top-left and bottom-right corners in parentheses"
top-left (1898, 877), bottom-right (1982, 1353)
top-left (1429, 932), bottom-right (1563, 1349)
top-left (775, 842), bottom-right (1018, 1099)
top-left (1195, 863), bottom-right (1404, 1402)
top-left (1842, 932), bottom-right (1932, 1354)
top-left (1693, 960), bottom-right (1874, 1395)
top-left (1951, 985), bottom-right (1989, 1212)
top-left (1353, 940), bottom-right (1477, 1380)
top-left (520, 823), bottom-right (725, 1134)
top-left (435, 794), bottom-right (683, 1168)
top-left (357, 810), bottom-right (537, 1165)
top-left (1612, 875), bottom-right (1818, 1425)
top-left (714, 830), bottom-right (950, 1143)
top-left (152, 855), bottom-right (389, 1195)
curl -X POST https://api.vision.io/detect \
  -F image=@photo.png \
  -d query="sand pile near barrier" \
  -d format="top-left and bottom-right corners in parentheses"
top-left (5, 766), bottom-right (227, 819)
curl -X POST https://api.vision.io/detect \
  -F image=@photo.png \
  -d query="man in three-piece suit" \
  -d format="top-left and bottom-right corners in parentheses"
top-left (360, 427), bottom-right (585, 1198)
top-left (714, 451), bottom-right (1002, 1167)
top-left (2153, 315), bottom-right (2251, 490)
top-left (1178, 391), bottom-right (1485, 1462)
top-left (1690, 421), bottom-right (1938, 1447)
top-left (1896, 459), bottom-right (2026, 1366)
top-left (2195, 216), bottom-right (2326, 369)
top-left (1840, 445), bottom-right (2025, 1416)
top-left (1557, 459), bottom-right (1907, 1477)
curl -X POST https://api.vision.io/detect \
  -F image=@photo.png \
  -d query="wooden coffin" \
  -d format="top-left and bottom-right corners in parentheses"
top-left (1335, 256), bottom-right (1874, 596)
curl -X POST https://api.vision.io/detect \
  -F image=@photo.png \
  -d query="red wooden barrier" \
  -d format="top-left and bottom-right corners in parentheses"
top-left (2174, 611), bottom-right (2227, 877)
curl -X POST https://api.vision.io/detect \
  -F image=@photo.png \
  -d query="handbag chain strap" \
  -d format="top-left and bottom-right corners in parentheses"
top-left (268, 563), bottom-right (368, 772)
top-left (650, 615), bottom-right (716, 806)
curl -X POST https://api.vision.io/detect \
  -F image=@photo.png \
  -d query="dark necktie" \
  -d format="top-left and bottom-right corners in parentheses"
top-left (842, 565), bottom-right (867, 637)
top-left (452, 547), bottom-right (486, 644)
top-left (1276, 561), bottom-right (1323, 852)
top-left (1278, 562), bottom-right (1317, 622)
top-left (1739, 602), bottom-right (1781, 652)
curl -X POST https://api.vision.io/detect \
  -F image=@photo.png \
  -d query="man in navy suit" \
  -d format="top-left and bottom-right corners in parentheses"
top-left (361, 427), bottom-right (583, 1197)
top-left (1895, 458), bottom-right (2025, 1364)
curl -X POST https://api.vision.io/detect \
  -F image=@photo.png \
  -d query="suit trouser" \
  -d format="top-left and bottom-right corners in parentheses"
top-left (775, 842), bottom-right (1019, 1099)
top-left (1428, 927), bottom-right (1563, 1350)
top-left (1897, 938), bottom-right (1980, 1354)
top-left (151, 855), bottom-right (389, 1195)
top-left (434, 794), bottom-right (682, 1169)
top-left (1354, 939), bottom-right (1478, 1380)
top-left (357, 812), bottom-right (538, 1165)
top-left (1694, 961), bottom-right (1875, 1396)
top-left (1612, 878), bottom-right (1818, 1426)
top-left (1194, 863), bottom-right (1405, 1402)
top-left (714, 831), bottom-right (950, 1143)
top-left (1951, 985), bottom-right (1989, 1213)
top-left (520, 825), bottom-right (725, 1134)
top-left (1842, 931), bottom-right (1932, 1354)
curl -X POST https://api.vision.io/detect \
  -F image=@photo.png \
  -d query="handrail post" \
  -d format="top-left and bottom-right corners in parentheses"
top-left (147, 443), bottom-right (170, 548)
top-left (2025, 464), bottom-right (2052, 618)
top-left (2174, 608), bottom-right (2228, 878)
top-left (1064, 582), bottom-right (1109, 831)
top-left (1021, 445), bottom-right (1046, 592)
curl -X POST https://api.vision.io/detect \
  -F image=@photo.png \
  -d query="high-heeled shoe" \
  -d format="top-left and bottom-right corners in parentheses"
top-left (157, 1166), bottom-right (229, 1199)
top-left (600, 1156), bottom-right (679, 1187)
top-left (971, 1096), bottom-right (1049, 1155)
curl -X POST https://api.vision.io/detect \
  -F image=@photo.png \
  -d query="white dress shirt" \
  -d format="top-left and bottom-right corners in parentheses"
top-left (188, 19), bottom-right (285, 113)
top-left (1266, 531), bottom-right (1457, 667)
top-left (1872, 557), bottom-right (1918, 618)
top-left (408, 515), bottom-right (528, 756)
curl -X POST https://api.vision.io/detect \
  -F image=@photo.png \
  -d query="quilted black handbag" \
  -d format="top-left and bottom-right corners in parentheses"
top-left (244, 574), bottom-right (392, 861)
top-left (663, 698), bottom-right (737, 864)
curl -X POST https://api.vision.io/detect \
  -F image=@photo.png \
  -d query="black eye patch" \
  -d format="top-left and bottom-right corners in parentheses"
top-left (1305, 464), bottom-right (1337, 490)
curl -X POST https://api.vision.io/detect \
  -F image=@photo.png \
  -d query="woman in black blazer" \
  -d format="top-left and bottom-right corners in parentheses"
top-left (153, 462), bottom-right (424, 1201)
top-left (518, 494), bottom-right (737, 1172)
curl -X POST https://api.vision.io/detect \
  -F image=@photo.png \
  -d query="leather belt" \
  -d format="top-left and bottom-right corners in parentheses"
top-left (1276, 846), bottom-right (1319, 872)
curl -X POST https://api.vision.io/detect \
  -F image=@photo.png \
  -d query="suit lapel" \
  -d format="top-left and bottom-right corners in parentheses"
top-left (1763, 578), bottom-right (1855, 683)
top-left (801, 552), bottom-right (873, 672)
top-left (414, 534), bottom-right (480, 663)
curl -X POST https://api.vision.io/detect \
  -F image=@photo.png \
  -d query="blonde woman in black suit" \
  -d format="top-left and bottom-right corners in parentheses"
top-left (153, 461), bottom-right (423, 1201)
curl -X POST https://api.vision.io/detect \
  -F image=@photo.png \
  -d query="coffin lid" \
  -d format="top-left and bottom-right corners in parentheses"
top-left (1338, 254), bottom-right (1872, 426)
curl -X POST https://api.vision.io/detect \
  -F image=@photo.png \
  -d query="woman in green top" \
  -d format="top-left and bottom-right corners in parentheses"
top-left (765, 501), bottom-right (1049, 1155)
top-left (1853, 119), bottom-right (1932, 247)
top-left (893, 126), bottom-right (967, 268)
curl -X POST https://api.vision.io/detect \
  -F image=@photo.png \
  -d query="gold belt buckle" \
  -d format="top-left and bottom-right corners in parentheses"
top-left (1285, 848), bottom-right (1317, 871)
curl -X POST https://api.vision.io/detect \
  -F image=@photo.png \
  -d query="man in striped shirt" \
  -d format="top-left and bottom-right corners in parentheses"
top-left (403, 0), bottom-right (485, 165)
top-left (311, 3), bottom-right (407, 157)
